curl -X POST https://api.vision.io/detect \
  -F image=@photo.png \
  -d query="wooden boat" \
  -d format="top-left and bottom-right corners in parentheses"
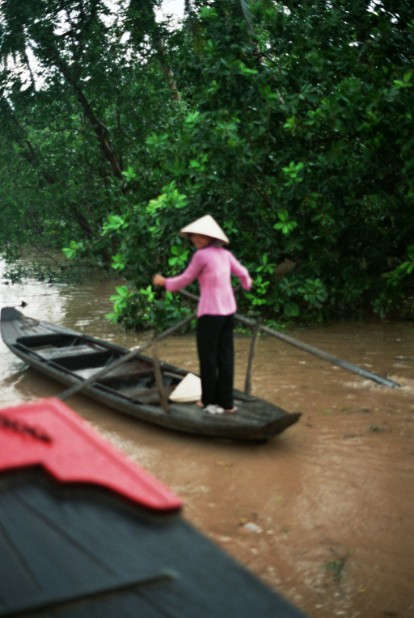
top-left (1, 307), bottom-right (301, 442)
top-left (0, 398), bottom-right (308, 617)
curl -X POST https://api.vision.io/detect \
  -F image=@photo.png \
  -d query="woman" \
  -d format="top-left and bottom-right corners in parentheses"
top-left (153, 214), bottom-right (252, 414)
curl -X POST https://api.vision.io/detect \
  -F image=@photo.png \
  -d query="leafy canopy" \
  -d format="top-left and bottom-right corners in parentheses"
top-left (0, 0), bottom-right (413, 326)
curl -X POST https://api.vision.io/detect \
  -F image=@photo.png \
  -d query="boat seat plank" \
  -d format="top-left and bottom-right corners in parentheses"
top-left (100, 366), bottom-right (184, 382)
top-left (73, 366), bottom-right (180, 388)
top-left (37, 344), bottom-right (104, 359)
top-left (70, 359), bottom-right (153, 381)
top-left (73, 367), bottom-right (108, 380)
top-left (100, 365), bottom-right (154, 381)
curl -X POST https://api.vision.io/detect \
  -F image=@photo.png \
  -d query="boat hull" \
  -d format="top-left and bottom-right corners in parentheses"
top-left (1, 307), bottom-right (301, 441)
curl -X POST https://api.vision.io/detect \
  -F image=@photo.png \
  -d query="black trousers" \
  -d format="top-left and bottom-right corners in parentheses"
top-left (196, 314), bottom-right (235, 409)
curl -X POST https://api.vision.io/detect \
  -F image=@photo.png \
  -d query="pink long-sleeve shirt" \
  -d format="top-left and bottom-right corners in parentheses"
top-left (164, 246), bottom-right (252, 317)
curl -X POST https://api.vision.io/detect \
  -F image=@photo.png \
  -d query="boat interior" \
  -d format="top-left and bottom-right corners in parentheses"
top-left (15, 333), bottom-right (183, 405)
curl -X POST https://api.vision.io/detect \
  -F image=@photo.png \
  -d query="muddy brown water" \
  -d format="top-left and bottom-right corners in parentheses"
top-left (1, 266), bottom-right (413, 618)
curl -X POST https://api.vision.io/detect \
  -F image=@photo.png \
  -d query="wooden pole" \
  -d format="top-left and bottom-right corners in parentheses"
top-left (179, 289), bottom-right (400, 389)
top-left (244, 317), bottom-right (261, 395)
top-left (152, 342), bottom-right (170, 413)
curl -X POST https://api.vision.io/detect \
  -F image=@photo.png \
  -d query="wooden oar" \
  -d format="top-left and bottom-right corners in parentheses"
top-left (58, 311), bottom-right (196, 401)
top-left (179, 289), bottom-right (400, 389)
top-left (244, 316), bottom-right (262, 395)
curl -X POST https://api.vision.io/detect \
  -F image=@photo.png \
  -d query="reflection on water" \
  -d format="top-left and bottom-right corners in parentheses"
top-left (1, 260), bottom-right (413, 618)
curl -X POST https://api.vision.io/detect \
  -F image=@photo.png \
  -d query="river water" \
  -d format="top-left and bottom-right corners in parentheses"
top-left (1, 264), bottom-right (413, 618)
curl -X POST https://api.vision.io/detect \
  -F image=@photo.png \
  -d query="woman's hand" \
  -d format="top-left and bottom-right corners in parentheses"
top-left (152, 273), bottom-right (166, 287)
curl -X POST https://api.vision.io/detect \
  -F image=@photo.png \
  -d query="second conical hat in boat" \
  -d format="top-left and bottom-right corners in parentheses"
top-left (169, 373), bottom-right (202, 403)
top-left (180, 215), bottom-right (229, 244)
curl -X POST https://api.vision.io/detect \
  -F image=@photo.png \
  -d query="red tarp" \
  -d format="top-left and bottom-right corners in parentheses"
top-left (0, 397), bottom-right (182, 512)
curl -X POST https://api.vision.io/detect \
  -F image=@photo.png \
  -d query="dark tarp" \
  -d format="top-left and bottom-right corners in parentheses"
top-left (0, 399), bottom-right (307, 618)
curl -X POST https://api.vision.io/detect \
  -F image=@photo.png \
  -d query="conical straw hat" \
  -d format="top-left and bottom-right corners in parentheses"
top-left (169, 373), bottom-right (202, 403)
top-left (180, 215), bottom-right (229, 244)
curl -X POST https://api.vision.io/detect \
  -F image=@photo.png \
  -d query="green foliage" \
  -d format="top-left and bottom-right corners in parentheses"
top-left (101, 215), bottom-right (128, 235)
top-left (273, 210), bottom-right (299, 236)
top-left (107, 285), bottom-right (140, 327)
top-left (62, 241), bottom-right (85, 260)
top-left (0, 0), bottom-right (413, 328)
top-left (372, 245), bottom-right (414, 317)
top-left (387, 246), bottom-right (414, 284)
top-left (108, 284), bottom-right (194, 331)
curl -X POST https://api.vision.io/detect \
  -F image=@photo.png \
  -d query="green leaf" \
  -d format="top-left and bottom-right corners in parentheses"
top-left (111, 253), bottom-right (126, 271)
top-left (62, 240), bottom-right (84, 259)
top-left (102, 215), bottom-right (127, 235)
top-left (121, 166), bottom-right (137, 183)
